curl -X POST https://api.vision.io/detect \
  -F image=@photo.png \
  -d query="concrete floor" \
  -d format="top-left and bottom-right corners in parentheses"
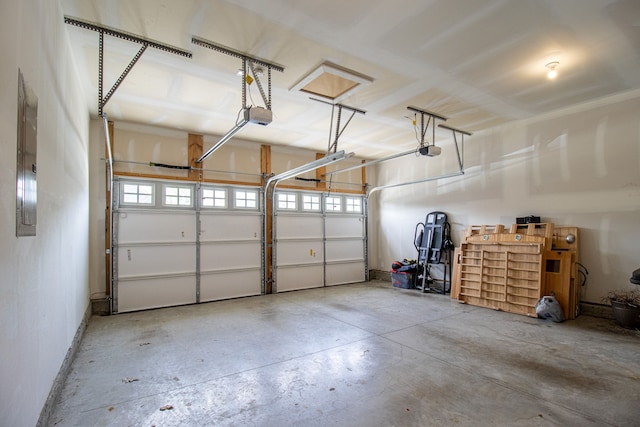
top-left (50, 280), bottom-right (640, 427)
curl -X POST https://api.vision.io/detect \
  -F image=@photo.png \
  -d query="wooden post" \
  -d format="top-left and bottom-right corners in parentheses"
top-left (261, 145), bottom-right (271, 186)
top-left (188, 133), bottom-right (203, 181)
top-left (315, 152), bottom-right (327, 191)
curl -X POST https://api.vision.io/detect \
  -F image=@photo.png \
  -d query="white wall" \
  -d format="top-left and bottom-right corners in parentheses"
top-left (0, 0), bottom-right (90, 425)
top-left (370, 91), bottom-right (640, 304)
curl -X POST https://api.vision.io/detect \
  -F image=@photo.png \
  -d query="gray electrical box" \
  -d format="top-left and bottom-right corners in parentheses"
top-left (16, 69), bottom-right (38, 237)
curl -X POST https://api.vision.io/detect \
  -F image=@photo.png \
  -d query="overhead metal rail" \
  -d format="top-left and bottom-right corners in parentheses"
top-left (64, 16), bottom-right (192, 116)
top-left (197, 118), bottom-right (248, 163)
top-left (438, 123), bottom-right (472, 136)
top-left (326, 107), bottom-right (471, 178)
top-left (368, 171), bottom-right (465, 196)
top-left (311, 97), bottom-right (366, 154)
top-left (323, 148), bottom-right (417, 177)
top-left (367, 124), bottom-right (472, 196)
top-left (191, 36), bottom-right (284, 72)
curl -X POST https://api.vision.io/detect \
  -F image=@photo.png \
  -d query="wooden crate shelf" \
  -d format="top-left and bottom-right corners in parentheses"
top-left (451, 223), bottom-right (581, 319)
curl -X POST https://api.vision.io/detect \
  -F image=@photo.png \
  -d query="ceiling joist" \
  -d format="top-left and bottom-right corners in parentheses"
top-left (64, 16), bottom-right (192, 116)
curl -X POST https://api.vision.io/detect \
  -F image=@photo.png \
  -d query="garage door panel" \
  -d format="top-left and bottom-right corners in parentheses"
top-left (276, 215), bottom-right (322, 238)
top-left (118, 211), bottom-right (196, 243)
top-left (276, 240), bottom-right (324, 265)
top-left (325, 216), bottom-right (364, 238)
top-left (117, 276), bottom-right (196, 313)
top-left (277, 265), bottom-right (324, 292)
top-left (326, 262), bottom-right (366, 286)
top-left (200, 270), bottom-right (261, 302)
top-left (200, 213), bottom-right (261, 240)
top-left (118, 245), bottom-right (196, 277)
top-left (201, 242), bottom-right (261, 270)
top-left (325, 239), bottom-right (364, 261)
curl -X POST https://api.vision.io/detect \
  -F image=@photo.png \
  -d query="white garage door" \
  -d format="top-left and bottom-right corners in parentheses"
top-left (113, 179), bottom-right (262, 313)
top-left (275, 213), bottom-right (325, 292)
top-left (325, 214), bottom-right (367, 286)
top-left (274, 191), bottom-right (366, 292)
top-left (199, 210), bottom-right (262, 303)
top-left (116, 209), bottom-right (197, 313)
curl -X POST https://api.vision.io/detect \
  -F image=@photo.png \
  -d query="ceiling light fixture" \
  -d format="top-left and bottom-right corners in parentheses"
top-left (546, 61), bottom-right (559, 79)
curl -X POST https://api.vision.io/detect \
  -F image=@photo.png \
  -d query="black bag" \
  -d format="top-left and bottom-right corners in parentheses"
top-left (391, 259), bottom-right (417, 273)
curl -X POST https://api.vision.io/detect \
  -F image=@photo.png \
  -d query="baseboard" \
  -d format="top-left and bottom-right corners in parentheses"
top-left (369, 269), bottom-right (391, 281)
top-left (579, 301), bottom-right (614, 319)
top-left (36, 303), bottom-right (91, 427)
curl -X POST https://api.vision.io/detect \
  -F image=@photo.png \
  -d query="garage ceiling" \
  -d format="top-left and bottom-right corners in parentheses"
top-left (61, 0), bottom-right (640, 159)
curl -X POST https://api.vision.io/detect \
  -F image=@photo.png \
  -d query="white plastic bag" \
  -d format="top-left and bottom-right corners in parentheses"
top-left (535, 294), bottom-right (565, 323)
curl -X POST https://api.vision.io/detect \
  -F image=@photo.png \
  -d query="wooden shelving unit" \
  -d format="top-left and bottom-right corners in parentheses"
top-left (452, 223), bottom-right (580, 319)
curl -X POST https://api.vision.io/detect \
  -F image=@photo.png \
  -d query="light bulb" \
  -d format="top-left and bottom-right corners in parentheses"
top-left (546, 62), bottom-right (559, 80)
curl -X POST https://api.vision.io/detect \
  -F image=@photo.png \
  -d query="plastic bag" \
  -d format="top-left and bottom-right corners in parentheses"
top-left (535, 294), bottom-right (565, 323)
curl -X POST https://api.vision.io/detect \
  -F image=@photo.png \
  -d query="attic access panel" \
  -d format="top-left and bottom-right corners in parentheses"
top-left (290, 62), bottom-right (373, 101)
top-left (301, 72), bottom-right (359, 99)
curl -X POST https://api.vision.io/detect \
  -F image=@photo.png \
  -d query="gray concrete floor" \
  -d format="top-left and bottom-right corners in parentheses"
top-left (50, 281), bottom-right (640, 427)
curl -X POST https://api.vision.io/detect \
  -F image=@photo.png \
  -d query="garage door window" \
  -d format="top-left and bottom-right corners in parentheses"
top-left (202, 188), bottom-right (226, 208)
top-left (325, 196), bottom-right (342, 212)
top-left (121, 183), bottom-right (154, 206)
top-left (302, 194), bottom-right (320, 211)
top-left (278, 193), bottom-right (297, 210)
top-left (235, 189), bottom-right (258, 209)
top-left (164, 185), bottom-right (193, 207)
top-left (345, 197), bottom-right (362, 213)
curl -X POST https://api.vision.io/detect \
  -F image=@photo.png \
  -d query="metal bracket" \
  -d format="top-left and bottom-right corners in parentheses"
top-left (407, 105), bottom-right (448, 147)
top-left (438, 123), bottom-right (472, 171)
top-left (191, 36), bottom-right (284, 111)
top-left (64, 16), bottom-right (192, 116)
top-left (311, 97), bottom-right (366, 154)
top-left (99, 35), bottom-right (148, 115)
top-left (248, 62), bottom-right (270, 109)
